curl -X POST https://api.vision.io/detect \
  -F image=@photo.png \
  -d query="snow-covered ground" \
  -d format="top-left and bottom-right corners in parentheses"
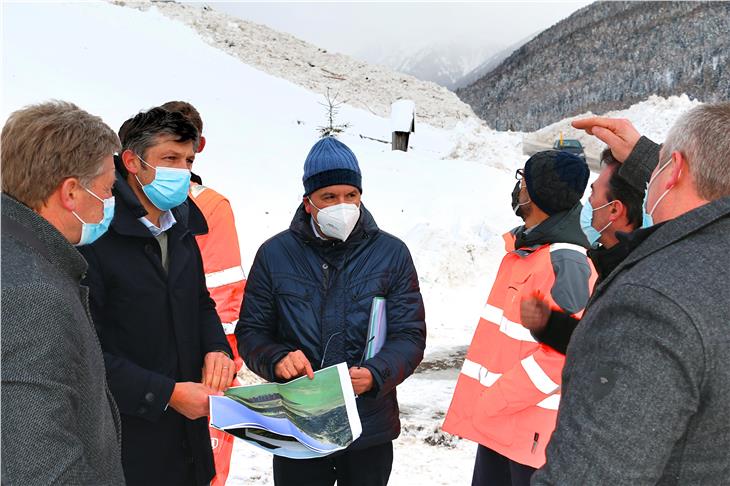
top-left (1, 2), bottom-right (701, 484)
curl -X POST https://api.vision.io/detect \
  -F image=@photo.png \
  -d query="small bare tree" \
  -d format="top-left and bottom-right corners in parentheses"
top-left (317, 88), bottom-right (350, 138)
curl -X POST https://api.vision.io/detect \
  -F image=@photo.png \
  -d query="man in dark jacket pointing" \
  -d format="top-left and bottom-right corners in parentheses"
top-left (236, 136), bottom-right (427, 486)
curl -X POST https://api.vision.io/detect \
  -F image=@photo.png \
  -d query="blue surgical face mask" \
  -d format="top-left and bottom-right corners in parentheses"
top-left (72, 187), bottom-right (115, 246)
top-left (641, 156), bottom-right (674, 228)
top-left (135, 155), bottom-right (191, 211)
top-left (580, 199), bottom-right (613, 248)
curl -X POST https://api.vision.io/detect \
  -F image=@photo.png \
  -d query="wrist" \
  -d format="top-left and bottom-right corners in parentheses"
top-left (212, 349), bottom-right (231, 360)
top-left (168, 382), bottom-right (181, 409)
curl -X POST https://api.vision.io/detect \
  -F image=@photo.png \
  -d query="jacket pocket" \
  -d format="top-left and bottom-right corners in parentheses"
top-left (273, 279), bottom-right (317, 342)
top-left (472, 383), bottom-right (517, 446)
top-left (274, 277), bottom-right (315, 301)
top-left (348, 272), bottom-right (389, 308)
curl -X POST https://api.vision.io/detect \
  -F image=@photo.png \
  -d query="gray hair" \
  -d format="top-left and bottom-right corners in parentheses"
top-left (1, 100), bottom-right (120, 210)
top-left (117, 107), bottom-right (199, 177)
top-left (661, 102), bottom-right (730, 201)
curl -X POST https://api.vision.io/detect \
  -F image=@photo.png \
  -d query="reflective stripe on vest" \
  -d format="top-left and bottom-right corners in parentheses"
top-left (549, 242), bottom-right (587, 254)
top-left (521, 355), bottom-right (560, 394)
top-left (460, 358), bottom-right (559, 410)
top-left (190, 184), bottom-right (208, 198)
top-left (206, 266), bottom-right (245, 289)
top-left (481, 303), bottom-right (537, 343)
top-left (536, 394), bottom-right (560, 410)
top-left (461, 358), bottom-right (503, 387)
top-left (221, 320), bottom-right (237, 335)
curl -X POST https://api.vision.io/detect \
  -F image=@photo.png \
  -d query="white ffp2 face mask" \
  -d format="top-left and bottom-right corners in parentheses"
top-left (309, 199), bottom-right (361, 241)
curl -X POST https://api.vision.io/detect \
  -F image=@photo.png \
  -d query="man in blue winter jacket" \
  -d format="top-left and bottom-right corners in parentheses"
top-left (236, 136), bottom-right (427, 486)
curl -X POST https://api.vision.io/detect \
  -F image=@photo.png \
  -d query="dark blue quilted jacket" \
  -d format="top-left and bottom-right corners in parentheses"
top-left (236, 203), bottom-right (426, 449)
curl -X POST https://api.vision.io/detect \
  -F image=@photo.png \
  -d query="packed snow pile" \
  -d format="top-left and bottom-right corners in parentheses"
top-left (111, 0), bottom-right (479, 130)
top-left (529, 94), bottom-right (702, 159)
top-left (2, 1), bottom-right (704, 484)
top-left (447, 118), bottom-right (524, 169)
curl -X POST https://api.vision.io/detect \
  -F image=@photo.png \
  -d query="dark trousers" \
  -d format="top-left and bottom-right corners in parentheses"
top-left (273, 442), bottom-right (393, 486)
top-left (121, 410), bottom-right (202, 486)
top-left (472, 445), bottom-right (536, 486)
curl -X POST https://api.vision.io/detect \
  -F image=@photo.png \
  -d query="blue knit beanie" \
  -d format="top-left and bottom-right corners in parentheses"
top-left (524, 150), bottom-right (589, 215)
top-left (302, 137), bottom-right (362, 195)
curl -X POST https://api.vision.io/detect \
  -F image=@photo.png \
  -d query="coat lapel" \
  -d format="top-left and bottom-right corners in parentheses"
top-left (166, 222), bottom-right (192, 286)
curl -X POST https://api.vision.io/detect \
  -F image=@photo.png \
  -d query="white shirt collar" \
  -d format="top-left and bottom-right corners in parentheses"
top-left (138, 210), bottom-right (176, 237)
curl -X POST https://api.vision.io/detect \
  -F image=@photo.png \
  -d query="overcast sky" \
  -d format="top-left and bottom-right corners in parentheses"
top-left (210, 2), bottom-right (594, 58)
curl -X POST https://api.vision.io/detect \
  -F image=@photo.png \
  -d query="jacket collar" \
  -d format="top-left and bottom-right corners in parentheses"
top-left (289, 202), bottom-right (379, 249)
top-left (110, 168), bottom-right (208, 239)
top-left (1, 193), bottom-right (87, 281)
top-left (510, 203), bottom-right (590, 251)
top-left (594, 196), bottom-right (730, 294)
top-left (587, 234), bottom-right (639, 282)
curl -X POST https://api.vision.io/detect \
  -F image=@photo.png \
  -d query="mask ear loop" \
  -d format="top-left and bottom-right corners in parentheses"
top-left (307, 196), bottom-right (321, 212)
top-left (516, 180), bottom-right (531, 208)
top-left (600, 200), bottom-right (620, 233)
top-left (307, 197), bottom-right (328, 238)
top-left (519, 178), bottom-right (532, 207)
top-left (646, 156), bottom-right (676, 216)
top-left (593, 200), bottom-right (614, 232)
top-left (72, 186), bottom-right (106, 224)
top-left (134, 153), bottom-right (156, 189)
top-left (648, 181), bottom-right (673, 217)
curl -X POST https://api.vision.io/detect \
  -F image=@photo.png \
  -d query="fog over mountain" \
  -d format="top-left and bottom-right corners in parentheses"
top-left (360, 41), bottom-right (505, 90)
top-left (210, 2), bottom-right (592, 91)
top-left (454, 34), bottom-right (536, 90)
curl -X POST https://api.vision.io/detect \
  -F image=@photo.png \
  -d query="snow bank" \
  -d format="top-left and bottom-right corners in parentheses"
top-left (530, 94), bottom-right (702, 158)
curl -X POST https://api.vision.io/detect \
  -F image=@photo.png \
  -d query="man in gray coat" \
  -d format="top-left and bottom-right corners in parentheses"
top-left (1, 101), bottom-right (125, 484)
top-left (533, 103), bottom-right (730, 484)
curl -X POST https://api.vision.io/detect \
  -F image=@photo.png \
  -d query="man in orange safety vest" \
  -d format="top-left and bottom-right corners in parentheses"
top-left (443, 150), bottom-right (596, 486)
top-left (161, 101), bottom-right (246, 486)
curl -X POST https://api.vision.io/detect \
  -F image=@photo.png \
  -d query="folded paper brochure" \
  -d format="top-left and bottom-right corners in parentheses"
top-left (364, 296), bottom-right (386, 360)
top-left (209, 362), bottom-right (362, 459)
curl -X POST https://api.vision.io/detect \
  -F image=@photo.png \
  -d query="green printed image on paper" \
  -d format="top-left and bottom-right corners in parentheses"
top-left (225, 365), bottom-right (353, 447)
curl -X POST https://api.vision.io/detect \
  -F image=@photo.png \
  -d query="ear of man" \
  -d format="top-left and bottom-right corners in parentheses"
top-left (58, 177), bottom-right (84, 212)
top-left (302, 196), bottom-right (314, 215)
top-left (121, 149), bottom-right (142, 175)
top-left (609, 199), bottom-right (623, 221)
top-left (665, 152), bottom-right (685, 190)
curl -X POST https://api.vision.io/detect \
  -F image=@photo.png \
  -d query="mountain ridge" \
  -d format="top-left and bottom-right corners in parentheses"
top-left (457, 1), bottom-right (730, 131)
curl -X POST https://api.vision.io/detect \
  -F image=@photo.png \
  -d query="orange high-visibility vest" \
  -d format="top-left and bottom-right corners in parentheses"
top-left (190, 183), bottom-right (246, 369)
top-left (190, 183), bottom-right (246, 486)
top-left (443, 232), bottom-right (596, 468)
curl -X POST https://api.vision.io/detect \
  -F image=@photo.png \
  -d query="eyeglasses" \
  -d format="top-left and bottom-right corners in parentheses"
top-left (319, 331), bottom-right (375, 369)
top-left (515, 168), bottom-right (524, 181)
